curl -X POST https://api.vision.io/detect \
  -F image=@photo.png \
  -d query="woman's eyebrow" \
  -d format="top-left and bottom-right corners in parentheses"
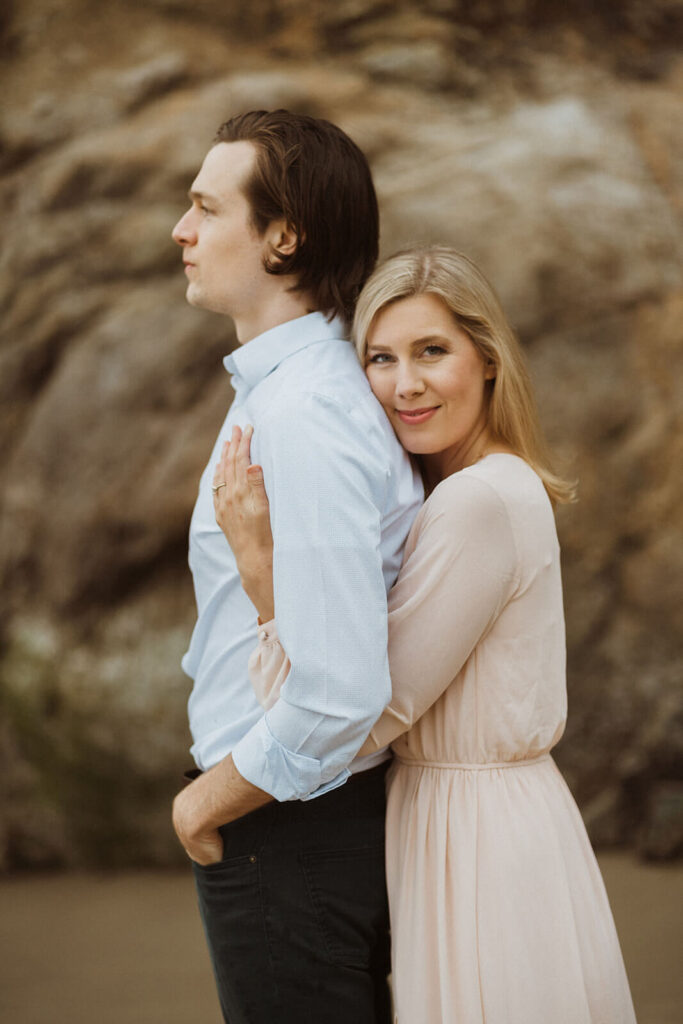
top-left (410, 333), bottom-right (449, 346)
top-left (367, 334), bottom-right (449, 351)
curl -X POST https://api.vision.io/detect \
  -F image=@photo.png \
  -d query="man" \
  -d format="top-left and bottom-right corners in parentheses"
top-left (171, 110), bottom-right (422, 1023)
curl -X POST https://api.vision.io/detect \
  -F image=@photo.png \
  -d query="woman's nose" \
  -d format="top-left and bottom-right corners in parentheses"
top-left (396, 365), bottom-right (426, 399)
top-left (172, 209), bottom-right (196, 246)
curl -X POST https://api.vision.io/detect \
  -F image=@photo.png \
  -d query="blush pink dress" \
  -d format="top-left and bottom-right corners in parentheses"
top-left (248, 454), bottom-right (636, 1024)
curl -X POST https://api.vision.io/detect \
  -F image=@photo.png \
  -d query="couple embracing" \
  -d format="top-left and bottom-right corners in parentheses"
top-left (170, 110), bottom-right (635, 1023)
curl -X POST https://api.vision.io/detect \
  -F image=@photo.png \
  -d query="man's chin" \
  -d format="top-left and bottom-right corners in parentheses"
top-left (185, 285), bottom-right (203, 308)
top-left (186, 291), bottom-right (232, 320)
top-left (186, 286), bottom-right (222, 313)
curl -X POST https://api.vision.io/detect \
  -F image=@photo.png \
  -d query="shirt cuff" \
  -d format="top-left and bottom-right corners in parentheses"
top-left (299, 768), bottom-right (351, 801)
top-left (232, 714), bottom-right (324, 801)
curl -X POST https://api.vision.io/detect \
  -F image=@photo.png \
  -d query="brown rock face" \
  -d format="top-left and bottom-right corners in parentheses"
top-left (1, 0), bottom-right (681, 867)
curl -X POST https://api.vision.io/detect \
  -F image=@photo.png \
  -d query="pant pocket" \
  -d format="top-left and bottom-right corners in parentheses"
top-left (195, 801), bottom-right (276, 871)
top-left (301, 845), bottom-right (388, 969)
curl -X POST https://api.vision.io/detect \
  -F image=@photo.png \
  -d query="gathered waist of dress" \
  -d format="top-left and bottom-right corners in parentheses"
top-left (395, 752), bottom-right (551, 771)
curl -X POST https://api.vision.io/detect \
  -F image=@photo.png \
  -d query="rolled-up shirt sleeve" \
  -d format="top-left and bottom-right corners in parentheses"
top-left (231, 392), bottom-right (392, 801)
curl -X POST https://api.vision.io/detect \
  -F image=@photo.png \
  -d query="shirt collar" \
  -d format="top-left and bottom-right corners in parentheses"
top-left (224, 312), bottom-right (348, 390)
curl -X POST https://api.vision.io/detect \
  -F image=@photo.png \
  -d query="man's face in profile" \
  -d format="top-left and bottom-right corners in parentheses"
top-left (172, 141), bottom-right (269, 320)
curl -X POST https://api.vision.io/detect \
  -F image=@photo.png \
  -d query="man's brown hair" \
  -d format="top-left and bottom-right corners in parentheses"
top-left (214, 110), bottom-right (379, 325)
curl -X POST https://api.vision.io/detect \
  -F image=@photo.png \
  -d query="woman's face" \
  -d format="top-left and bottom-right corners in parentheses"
top-left (364, 293), bottom-right (495, 471)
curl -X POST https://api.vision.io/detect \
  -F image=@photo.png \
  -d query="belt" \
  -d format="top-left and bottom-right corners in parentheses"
top-left (395, 753), bottom-right (551, 771)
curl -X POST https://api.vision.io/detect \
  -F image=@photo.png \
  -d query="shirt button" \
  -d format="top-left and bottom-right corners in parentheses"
top-left (258, 630), bottom-right (268, 642)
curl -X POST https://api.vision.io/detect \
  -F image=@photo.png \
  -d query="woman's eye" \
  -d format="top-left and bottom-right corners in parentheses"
top-left (367, 352), bottom-right (393, 364)
top-left (422, 345), bottom-right (446, 357)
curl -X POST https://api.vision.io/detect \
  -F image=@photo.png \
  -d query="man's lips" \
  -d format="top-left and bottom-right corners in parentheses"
top-left (396, 407), bottom-right (439, 425)
top-left (183, 261), bottom-right (195, 273)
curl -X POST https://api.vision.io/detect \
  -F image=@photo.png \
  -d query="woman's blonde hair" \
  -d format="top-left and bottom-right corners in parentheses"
top-left (353, 246), bottom-right (576, 505)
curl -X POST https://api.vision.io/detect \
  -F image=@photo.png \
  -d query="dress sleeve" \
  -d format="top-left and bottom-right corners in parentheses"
top-left (248, 620), bottom-right (290, 711)
top-left (247, 472), bottom-right (519, 755)
top-left (357, 473), bottom-right (519, 754)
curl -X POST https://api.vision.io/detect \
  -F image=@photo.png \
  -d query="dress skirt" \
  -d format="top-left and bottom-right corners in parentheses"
top-left (385, 755), bottom-right (637, 1024)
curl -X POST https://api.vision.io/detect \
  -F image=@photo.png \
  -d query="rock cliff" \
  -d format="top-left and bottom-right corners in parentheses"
top-left (1, 0), bottom-right (681, 867)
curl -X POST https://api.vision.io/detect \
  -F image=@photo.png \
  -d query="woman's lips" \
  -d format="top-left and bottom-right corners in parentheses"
top-left (396, 407), bottom-right (439, 425)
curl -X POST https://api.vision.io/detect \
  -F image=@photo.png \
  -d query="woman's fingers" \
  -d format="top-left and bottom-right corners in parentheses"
top-left (236, 424), bottom-right (253, 478)
top-left (212, 452), bottom-right (226, 500)
top-left (235, 425), bottom-right (254, 498)
top-left (213, 443), bottom-right (229, 497)
top-left (246, 464), bottom-right (271, 515)
top-left (213, 424), bottom-right (258, 525)
top-left (225, 425), bottom-right (241, 488)
top-left (212, 436), bottom-right (234, 517)
top-left (214, 427), bottom-right (240, 490)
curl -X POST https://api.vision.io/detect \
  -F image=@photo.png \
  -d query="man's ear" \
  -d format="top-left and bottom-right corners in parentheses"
top-left (267, 218), bottom-right (300, 259)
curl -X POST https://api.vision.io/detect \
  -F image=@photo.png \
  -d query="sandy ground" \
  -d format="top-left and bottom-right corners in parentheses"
top-left (0, 852), bottom-right (680, 1023)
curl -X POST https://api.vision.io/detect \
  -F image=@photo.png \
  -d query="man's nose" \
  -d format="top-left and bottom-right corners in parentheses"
top-left (172, 209), bottom-right (196, 246)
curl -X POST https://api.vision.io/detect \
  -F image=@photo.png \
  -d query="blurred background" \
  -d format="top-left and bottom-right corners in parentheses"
top-left (1, 0), bottom-right (682, 1020)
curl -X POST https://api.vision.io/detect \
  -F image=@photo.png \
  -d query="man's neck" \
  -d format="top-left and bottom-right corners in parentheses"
top-left (235, 289), bottom-right (317, 345)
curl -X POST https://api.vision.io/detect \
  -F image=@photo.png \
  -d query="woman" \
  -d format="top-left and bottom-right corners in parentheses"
top-left (213, 247), bottom-right (636, 1023)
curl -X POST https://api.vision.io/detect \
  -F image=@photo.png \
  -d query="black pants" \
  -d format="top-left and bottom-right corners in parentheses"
top-left (192, 762), bottom-right (392, 1024)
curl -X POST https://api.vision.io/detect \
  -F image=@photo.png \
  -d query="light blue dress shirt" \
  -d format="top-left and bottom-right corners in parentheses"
top-left (183, 312), bottom-right (423, 801)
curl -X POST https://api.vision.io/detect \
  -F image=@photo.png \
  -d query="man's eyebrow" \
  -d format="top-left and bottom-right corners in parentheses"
top-left (188, 188), bottom-right (220, 204)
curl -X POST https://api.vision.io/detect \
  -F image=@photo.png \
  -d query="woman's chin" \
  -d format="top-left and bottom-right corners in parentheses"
top-left (394, 434), bottom-right (442, 457)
